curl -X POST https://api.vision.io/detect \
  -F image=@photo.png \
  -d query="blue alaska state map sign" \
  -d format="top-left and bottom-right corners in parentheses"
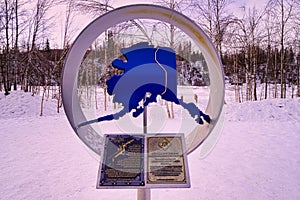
top-left (78, 42), bottom-right (210, 128)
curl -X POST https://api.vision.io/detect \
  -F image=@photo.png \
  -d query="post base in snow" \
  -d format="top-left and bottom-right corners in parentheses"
top-left (137, 188), bottom-right (151, 200)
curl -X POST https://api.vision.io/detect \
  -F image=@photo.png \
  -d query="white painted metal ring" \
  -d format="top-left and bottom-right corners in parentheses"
top-left (62, 4), bottom-right (225, 156)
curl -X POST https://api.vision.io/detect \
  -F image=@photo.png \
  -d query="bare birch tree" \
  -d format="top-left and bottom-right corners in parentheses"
top-left (295, 1), bottom-right (300, 97)
top-left (2, 0), bottom-right (12, 95)
top-left (247, 7), bottom-right (265, 101)
top-left (31, 0), bottom-right (54, 50)
top-left (263, 7), bottom-right (277, 99)
top-left (192, 0), bottom-right (235, 60)
top-left (269, 0), bottom-right (294, 98)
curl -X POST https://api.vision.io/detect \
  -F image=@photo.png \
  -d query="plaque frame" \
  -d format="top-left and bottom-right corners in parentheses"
top-left (97, 133), bottom-right (190, 189)
top-left (146, 133), bottom-right (190, 188)
top-left (97, 134), bottom-right (145, 189)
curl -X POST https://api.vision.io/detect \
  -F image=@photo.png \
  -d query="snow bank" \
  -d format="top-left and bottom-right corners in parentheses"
top-left (0, 91), bottom-right (63, 119)
top-left (0, 89), bottom-right (299, 200)
top-left (226, 98), bottom-right (300, 122)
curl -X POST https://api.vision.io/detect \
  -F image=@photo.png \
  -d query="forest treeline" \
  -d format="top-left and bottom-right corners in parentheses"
top-left (0, 0), bottom-right (299, 107)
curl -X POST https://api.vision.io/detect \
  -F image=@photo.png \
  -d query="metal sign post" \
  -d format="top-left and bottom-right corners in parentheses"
top-left (137, 188), bottom-right (151, 200)
top-left (138, 101), bottom-right (151, 200)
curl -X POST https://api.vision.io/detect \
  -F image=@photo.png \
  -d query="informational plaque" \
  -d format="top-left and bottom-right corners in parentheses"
top-left (97, 134), bottom-right (145, 188)
top-left (97, 133), bottom-right (190, 188)
top-left (146, 134), bottom-right (190, 188)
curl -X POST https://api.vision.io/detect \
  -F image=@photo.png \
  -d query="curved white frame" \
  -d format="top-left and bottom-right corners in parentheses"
top-left (62, 4), bottom-right (225, 155)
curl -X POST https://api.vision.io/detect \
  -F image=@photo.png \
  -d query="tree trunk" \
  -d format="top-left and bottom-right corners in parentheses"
top-left (4, 0), bottom-right (10, 95)
top-left (280, 47), bottom-right (285, 98)
top-left (169, 0), bottom-right (175, 119)
top-left (297, 53), bottom-right (300, 97)
top-left (165, 102), bottom-right (171, 119)
top-left (215, 0), bottom-right (222, 59)
top-left (279, 0), bottom-right (289, 98)
top-left (13, 0), bottom-right (19, 91)
top-left (234, 52), bottom-right (241, 102)
top-left (274, 49), bottom-right (278, 98)
top-left (207, 0), bottom-right (213, 39)
top-left (104, 31), bottom-right (108, 111)
top-left (265, 25), bottom-right (271, 99)
top-left (1, 61), bottom-right (9, 95)
top-left (40, 86), bottom-right (46, 116)
top-left (265, 47), bottom-right (270, 99)
top-left (253, 46), bottom-right (257, 101)
top-left (245, 46), bottom-right (252, 101)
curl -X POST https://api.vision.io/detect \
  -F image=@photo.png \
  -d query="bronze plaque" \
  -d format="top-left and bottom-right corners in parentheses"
top-left (98, 134), bottom-right (145, 187)
top-left (146, 135), bottom-right (190, 187)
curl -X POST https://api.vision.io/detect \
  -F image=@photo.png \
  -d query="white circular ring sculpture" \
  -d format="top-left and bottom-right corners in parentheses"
top-left (62, 4), bottom-right (225, 157)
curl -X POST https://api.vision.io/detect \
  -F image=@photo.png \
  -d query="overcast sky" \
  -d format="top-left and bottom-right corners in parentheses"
top-left (111, 0), bottom-right (268, 9)
top-left (50, 0), bottom-right (268, 48)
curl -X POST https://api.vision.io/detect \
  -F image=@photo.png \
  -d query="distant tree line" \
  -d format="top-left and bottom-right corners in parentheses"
top-left (0, 0), bottom-right (71, 115)
top-left (189, 0), bottom-right (300, 100)
top-left (0, 0), bottom-right (68, 96)
top-left (223, 46), bottom-right (299, 100)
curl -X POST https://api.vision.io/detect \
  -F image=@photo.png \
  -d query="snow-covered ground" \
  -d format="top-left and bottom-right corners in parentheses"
top-left (0, 88), bottom-right (299, 200)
